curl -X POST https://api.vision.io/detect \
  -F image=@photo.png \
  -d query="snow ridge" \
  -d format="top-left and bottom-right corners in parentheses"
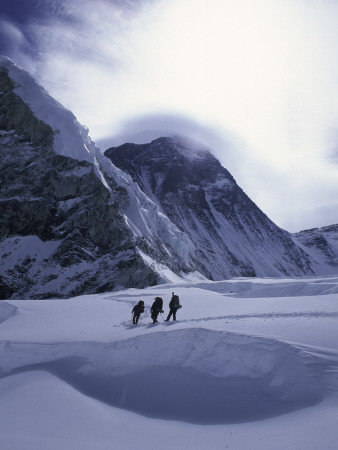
top-left (0, 56), bottom-right (94, 163)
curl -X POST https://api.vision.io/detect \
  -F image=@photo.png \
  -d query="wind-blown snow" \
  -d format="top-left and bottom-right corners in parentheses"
top-left (0, 55), bottom-right (95, 163)
top-left (0, 277), bottom-right (337, 449)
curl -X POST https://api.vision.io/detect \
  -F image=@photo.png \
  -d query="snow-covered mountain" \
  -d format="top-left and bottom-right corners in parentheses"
top-left (1, 56), bottom-right (337, 299)
top-left (0, 57), bottom-right (200, 299)
top-left (105, 137), bottom-right (317, 279)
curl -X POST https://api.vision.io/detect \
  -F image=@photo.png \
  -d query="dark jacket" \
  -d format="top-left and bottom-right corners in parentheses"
top-left (132, 300), bottom-right (145, 315)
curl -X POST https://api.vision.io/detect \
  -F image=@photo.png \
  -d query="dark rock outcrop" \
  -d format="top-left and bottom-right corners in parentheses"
top-left (0, 66), bottom-right (161, 298)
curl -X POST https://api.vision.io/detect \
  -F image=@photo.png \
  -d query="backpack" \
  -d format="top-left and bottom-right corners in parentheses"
top-left (152, 297), bottom-right (163, 311)
top-left (172, 294), bottom-right (180, 308)
top-left (138, 300), bottom-right (145, 313)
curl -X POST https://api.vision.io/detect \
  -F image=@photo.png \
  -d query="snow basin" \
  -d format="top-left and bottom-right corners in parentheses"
top-left (1, 328), bottom-right (323, 424)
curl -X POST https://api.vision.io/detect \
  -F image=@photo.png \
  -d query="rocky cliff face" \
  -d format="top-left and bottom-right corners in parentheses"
top-left (0, 61), bottom-right (198, 299)
top-left (0, 65), bottom-right (164, 298)
top-left (105, 137), bottom-right (314, 279)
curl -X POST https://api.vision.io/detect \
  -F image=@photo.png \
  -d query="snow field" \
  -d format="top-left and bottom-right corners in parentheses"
top-left (0, 277), bottom-right (338, 449)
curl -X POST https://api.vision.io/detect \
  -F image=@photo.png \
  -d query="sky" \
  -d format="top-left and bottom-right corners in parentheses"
top-left (1, 0), bottom-right (338, 232)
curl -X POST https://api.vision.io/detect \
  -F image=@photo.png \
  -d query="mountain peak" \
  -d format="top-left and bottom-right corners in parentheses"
top-left (105, 136), bottom-right (231, 197)
top-left (149, 135), bottom-right (212, 160)
top-left (105, 139), bottom-right (315, 279)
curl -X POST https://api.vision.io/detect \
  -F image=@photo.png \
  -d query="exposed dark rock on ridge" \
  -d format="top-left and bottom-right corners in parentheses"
top-left (105, 137), bottom-right (314, 279)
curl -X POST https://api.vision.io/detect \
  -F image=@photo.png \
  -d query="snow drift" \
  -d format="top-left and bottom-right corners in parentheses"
top-left (0, 301), bottom-right (16, 324)
top-left (1, 328), bottom-right (323, 424)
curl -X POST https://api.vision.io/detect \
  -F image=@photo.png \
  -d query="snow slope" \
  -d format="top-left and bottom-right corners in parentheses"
top-left (293, 224), bottom-right (338, 274)
top-left (0, 277), bottom-right (337, 449)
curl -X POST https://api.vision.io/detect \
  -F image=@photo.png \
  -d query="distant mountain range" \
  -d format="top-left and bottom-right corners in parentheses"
top-left (0, 56), bottom-right (337, 299)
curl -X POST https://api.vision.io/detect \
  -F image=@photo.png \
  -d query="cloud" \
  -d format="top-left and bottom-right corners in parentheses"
top-left (96, 113), bottom-right (239, 150)
top-left (96, 112), bottom-right (338, 232)
top-left (1, 0), bottom-right (338, 231)
top-left (0, 19), bottom-right (28, 54)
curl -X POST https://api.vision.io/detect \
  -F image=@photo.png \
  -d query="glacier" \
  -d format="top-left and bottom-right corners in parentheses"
top-left (0, 277), bottom-right (337, 448)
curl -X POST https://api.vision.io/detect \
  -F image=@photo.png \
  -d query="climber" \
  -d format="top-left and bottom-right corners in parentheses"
top-left (132, 300), bottom-right (145, 324)
top-left (165, 292), bottom-right (181, 321)
top-left (151, 297), bottom-right (164, 323)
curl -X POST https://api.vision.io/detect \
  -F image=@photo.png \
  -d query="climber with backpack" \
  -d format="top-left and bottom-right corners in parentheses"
top-left (165, 292), bottom-right (181, 322)
top-left (151, 297), bottom-right (164, 323)
top-left (132, 300), bottom-right (145, 324)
